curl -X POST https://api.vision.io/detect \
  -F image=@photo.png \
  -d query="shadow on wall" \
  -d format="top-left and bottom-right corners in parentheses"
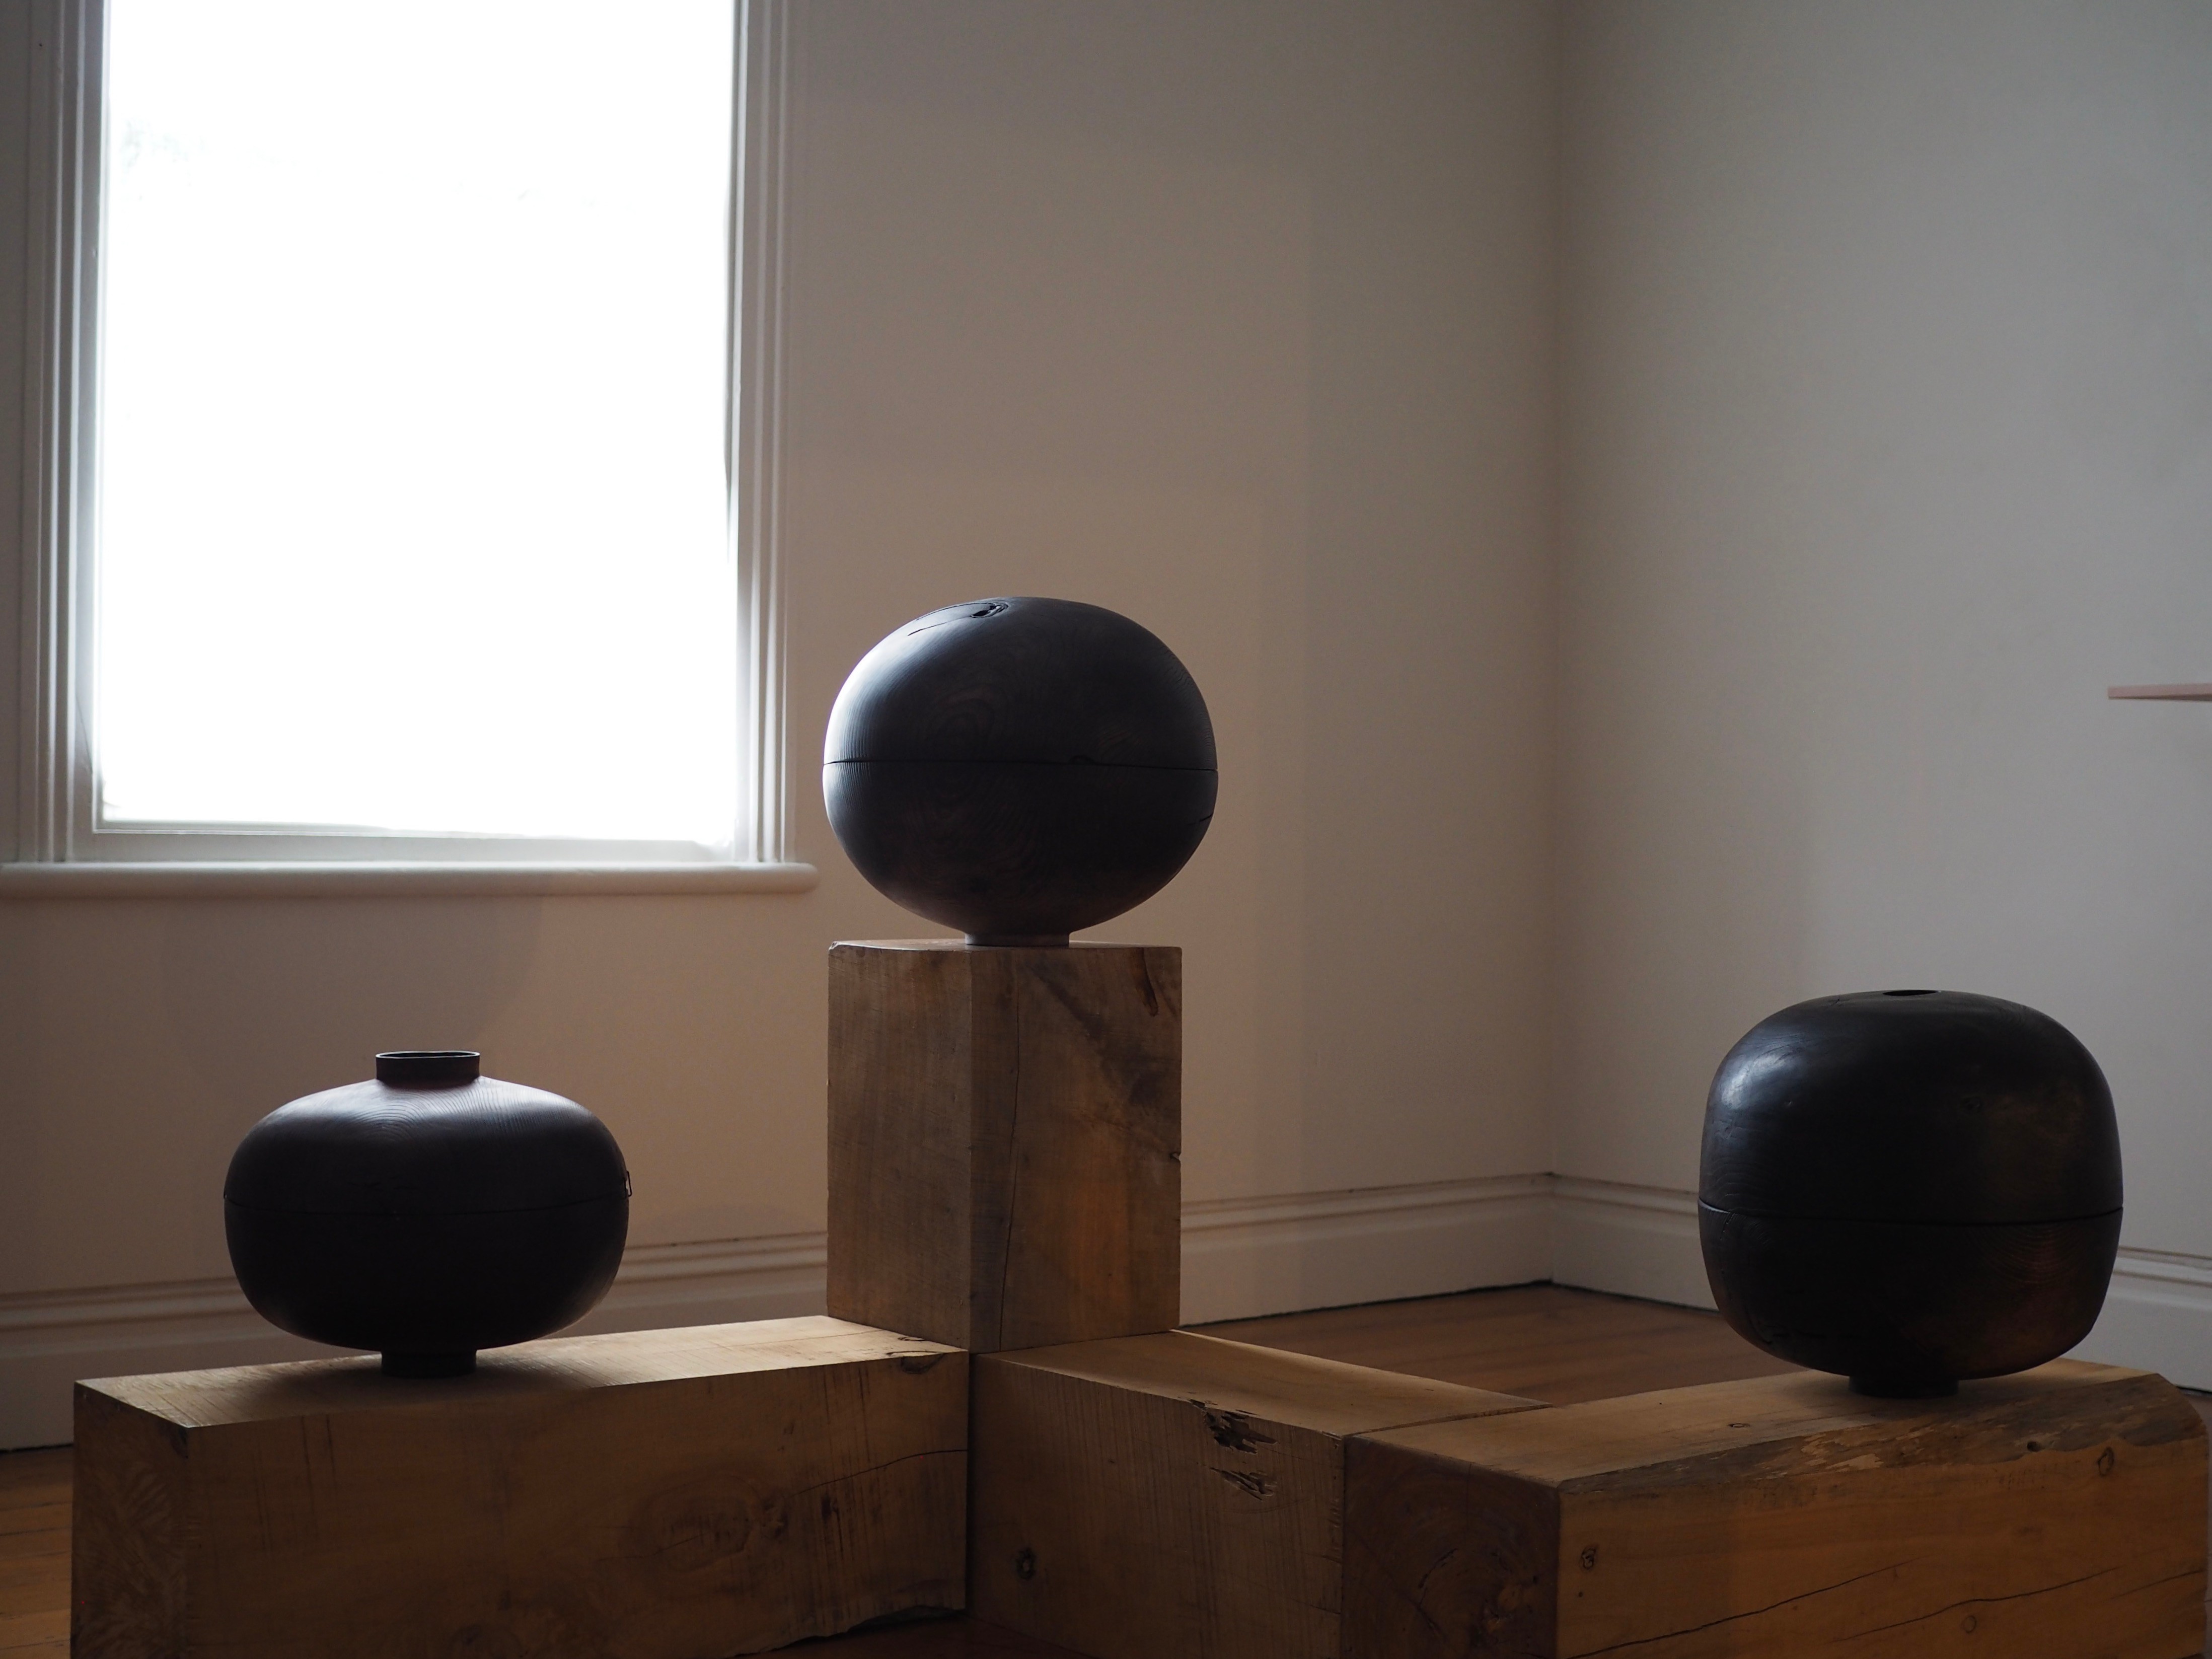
top-left (157, 899), bottom-right (544, 1102)
top-left (0, 898), bottom-right (542, 1289)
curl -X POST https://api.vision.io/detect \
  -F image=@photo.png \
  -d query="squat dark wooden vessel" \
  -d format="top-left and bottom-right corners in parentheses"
top-left (824, 596), bottom-right (1216, 944)
top-left (1700, 989), bottom-right (2121, 1397)
top-left (225, 1051), bottom-right (629, 1377)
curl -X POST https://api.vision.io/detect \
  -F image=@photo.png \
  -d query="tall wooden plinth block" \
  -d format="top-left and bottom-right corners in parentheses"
top-left (71, 1318), bottom-right (968, 1659)
top-left (971, 1330), bottom-right (1539, 1658)
top-left (829, 941), bottom-right (1181, 1352)
top-left (1345, 1359), bottom-right (2208, 1659)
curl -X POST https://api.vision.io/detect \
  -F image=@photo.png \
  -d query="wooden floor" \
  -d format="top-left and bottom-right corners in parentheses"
top-left (0, 1449), bottom-right (65, 1659)
top-left (1, 1284), bottom-right (2197, 1656)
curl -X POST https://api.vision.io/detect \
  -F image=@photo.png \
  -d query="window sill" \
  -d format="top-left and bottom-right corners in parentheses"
top-left (0, 861), bottom-right (821, 899)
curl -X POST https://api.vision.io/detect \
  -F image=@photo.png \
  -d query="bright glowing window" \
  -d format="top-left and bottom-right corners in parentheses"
top-left (76, 0), bottom-right (761, 859)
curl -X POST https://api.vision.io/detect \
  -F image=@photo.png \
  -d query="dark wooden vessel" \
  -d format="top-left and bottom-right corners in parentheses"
top-left (1700, 989), bottom-right (2121, 1396)
top-left (225, 1050), bottom-right (629, 1376)
top-left (824, 597), bottom-right (1216, 944)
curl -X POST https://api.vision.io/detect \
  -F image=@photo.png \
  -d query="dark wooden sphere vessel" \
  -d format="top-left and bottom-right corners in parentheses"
top-left (225, 1051), bottom-right (629, 1378)
top-left (824, 597), bottom-right (1217, 943)
top-left (1700, 990), bottom-right (2121, 1397)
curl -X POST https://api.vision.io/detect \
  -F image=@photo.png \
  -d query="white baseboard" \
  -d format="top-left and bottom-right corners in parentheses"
top-left (1180, 1175), bottom-right (1554, 1325)
top-left (0, 1181), bottom-right (1550, 1446)
top-left (1, 1177), bottom-right (1560, 1448)
top-left (11, 1178), bottom-right (2206, 1448)
top-left (562, 1232), bottom-right (829, 1335)
top-left (2079, 1248), bottom-right (2212, 1390)
top-left (1545, 1179), bottom-right (2212, 1394)
top-left (0, 1280), bottom-right (332, 1451)
top-left (1550, 1178), bottom-right (1714, 1310)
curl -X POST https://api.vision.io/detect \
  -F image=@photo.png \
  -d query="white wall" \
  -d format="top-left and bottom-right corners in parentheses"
top-left (0, 1), bottom-right (1562, 1444)
top-left (1551, 1), bottom-right (2212, 1380)
top-left (22, 0), bottom-right (2201, 1447)
top-left (784, 0), bottom-right (1559, 1204)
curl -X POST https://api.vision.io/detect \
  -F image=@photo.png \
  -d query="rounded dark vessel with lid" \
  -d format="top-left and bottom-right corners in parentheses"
top-left (824, 597), bottom-right (1216, 944)
top-left (224, 1051), bottom-right (629, 1378)
top-left (1700, 989), bottom-right (2121, 1397)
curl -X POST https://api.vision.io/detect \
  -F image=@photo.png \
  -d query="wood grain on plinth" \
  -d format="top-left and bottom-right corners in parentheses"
top-left (971, 1330), bottom-right (1539, 1659)
top-left (829, 942), bottom-right (1180, 1352)
top-left (71, 1317), bottom-right (968, 1659)
top-left (1345, 1358), bottom-right (2208, 1659)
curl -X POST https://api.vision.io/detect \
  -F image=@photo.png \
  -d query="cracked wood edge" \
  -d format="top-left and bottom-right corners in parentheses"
top-left (972, 1331), bottom-right (1540, 1659)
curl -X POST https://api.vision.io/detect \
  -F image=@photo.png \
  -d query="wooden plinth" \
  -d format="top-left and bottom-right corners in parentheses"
top-left (71, 1317), bottom-right (968, 1659)
top-left (828, 941), bottom-right (1181, 1352)
top-left (1345, 1359), bottom-right (2208, 1659)
top-left (970, 1330), bottom-right (1538, 1658)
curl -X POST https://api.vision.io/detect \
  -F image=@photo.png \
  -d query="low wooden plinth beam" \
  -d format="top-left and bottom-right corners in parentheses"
top-left (1345, 1358), bottom-right (2208, 1659)
top-left (829, 941), bottom-right (1181, 1352)
top-left (971, 1330), bottom-right (1540, 1659)
top-left (72, 1317), bottom-right (968, 1659)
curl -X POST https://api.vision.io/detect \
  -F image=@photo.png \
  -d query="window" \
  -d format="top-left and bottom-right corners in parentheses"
top-left (6, 0), bottom-right (800, 892)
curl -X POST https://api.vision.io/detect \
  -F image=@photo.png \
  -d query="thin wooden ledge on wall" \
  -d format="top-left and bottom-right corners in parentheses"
top-left (0, 861), bottom-right (822, 899)
top-left (2109, 683), bottom-right (2212, 701)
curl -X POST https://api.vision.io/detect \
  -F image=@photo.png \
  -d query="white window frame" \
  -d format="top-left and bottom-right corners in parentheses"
top-left (1, 0), bottom-right (810, 898)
